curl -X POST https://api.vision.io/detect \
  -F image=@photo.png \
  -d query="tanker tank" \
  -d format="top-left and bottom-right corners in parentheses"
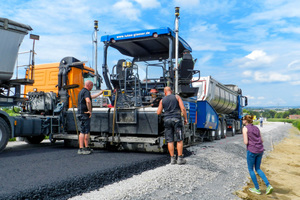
top-left (0, 18), bottom-right (32, 81)
top-left (192, 76), bottom-right (240, 114)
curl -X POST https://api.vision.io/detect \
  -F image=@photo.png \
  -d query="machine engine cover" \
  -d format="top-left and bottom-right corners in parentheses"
top-left (28, 91), bottom-right (57, 113)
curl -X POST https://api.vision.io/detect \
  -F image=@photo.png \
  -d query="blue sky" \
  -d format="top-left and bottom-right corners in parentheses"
top-left (1, 0), bottom-right (300, 107)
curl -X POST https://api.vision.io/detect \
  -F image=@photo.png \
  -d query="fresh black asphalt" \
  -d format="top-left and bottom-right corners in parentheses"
top-left (0, 142), bottom-right (170, 200)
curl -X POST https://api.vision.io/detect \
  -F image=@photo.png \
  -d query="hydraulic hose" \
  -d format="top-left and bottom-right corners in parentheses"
top-left (111, 91), bottom-right (118, 145)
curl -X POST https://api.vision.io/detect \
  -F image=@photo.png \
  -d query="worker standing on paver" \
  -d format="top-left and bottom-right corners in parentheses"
top-left (157, 86), bottom-right (188, 164)
top-left (77, 80), bottom-right (103, 154)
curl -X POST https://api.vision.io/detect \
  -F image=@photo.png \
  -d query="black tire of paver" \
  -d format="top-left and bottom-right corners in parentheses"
top-left (24, 135), bottom-right (45, 144)
top-left (64, 139), bottom-right (78, 147)
top-left (0, 117), bottom-right (10, 152)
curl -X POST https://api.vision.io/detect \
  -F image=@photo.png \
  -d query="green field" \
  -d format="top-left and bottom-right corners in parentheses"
top-left (267, 118), bottom-right (300, 131)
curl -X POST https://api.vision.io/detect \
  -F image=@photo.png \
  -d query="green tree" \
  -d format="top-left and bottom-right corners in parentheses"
top-left (289, 109), bottom-right (298, 115)
top-left (269, 110), bottom-right (277, 118)
top-left (283, 111), bottom-right (290, 119)
top-left (275, 112), bottom-right (283, 118)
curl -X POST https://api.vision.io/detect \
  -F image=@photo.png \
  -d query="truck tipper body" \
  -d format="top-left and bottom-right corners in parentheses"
top-left (0, 18), bottom-right (34, 152)
top-left (0, 18), bottom-right (32, 82)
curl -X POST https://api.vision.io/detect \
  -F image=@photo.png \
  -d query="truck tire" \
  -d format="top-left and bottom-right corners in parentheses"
top-left (0, 118), bottom-right (10, 152)
top-left (231, 120), bottom-right (236, 137)
top-left (208, 130), bottom-right (215, 142)
top-left (221, 121), bottom-right (227, 139)
top-left (24, 135), bottom-right (45, 144)
top-left (215, 120), bottom-right (222, 140)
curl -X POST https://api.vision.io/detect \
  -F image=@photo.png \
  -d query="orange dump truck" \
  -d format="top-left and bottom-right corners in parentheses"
top-left (24, 57), bottom-right (97, 112)
top-left (0, 56), bottom-right (101, 152)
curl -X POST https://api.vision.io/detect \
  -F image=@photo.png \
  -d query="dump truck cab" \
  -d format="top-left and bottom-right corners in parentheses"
top-left (24, 57), bottom-right (101, 113)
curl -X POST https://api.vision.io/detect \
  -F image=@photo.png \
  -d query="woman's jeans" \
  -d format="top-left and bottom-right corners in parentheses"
top-left (247, 150), bottom-right (270, 189)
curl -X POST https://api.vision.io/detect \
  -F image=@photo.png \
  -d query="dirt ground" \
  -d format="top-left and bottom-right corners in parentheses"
top-left (236, 126), bottom-right (300, 200)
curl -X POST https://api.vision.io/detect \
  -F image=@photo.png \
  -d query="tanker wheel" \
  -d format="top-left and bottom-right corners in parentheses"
top-left (208, 130), bottom-right (215, 142)
top-left (0, 118), bottom-right (10, 152)
top-left (215, 120), bottom-right (222, 140)
top-left (231, 120), bottom-right (236, 137)
top-left (24, 135), bottom-right (45, 144)
top-left (221, 121), bottom-right (227, 139)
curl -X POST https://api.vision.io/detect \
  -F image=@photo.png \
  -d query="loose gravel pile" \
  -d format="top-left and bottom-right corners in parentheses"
top-left (70, 122), bottom-right (291, 200)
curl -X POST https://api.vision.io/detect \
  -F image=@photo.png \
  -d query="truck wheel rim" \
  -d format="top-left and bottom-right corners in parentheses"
top-left (223, 123), bottom-right (227, 136)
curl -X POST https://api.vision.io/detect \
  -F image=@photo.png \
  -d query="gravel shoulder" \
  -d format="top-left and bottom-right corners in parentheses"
top-left (70, 122), bottom-right (291, 200)
top-left (236, 124), bottom-right (300, 200)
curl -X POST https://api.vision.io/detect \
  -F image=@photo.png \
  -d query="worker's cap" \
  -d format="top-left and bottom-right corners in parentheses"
top-left (150, 89), bottom-right (158, 93)
top-left (183, 49), bottom-right (190, 54)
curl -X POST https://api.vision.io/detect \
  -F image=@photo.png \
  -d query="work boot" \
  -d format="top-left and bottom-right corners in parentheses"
top-left (83, 147), bottom-right (92, 154)
top-left (85, 147), bottom-right (93, 153)
top-left (177, 155), bottom-right (186, 165)
top-left (77, 148), bottom-right (84, 155)
top-left (170, 156), bottom-right (177, 165)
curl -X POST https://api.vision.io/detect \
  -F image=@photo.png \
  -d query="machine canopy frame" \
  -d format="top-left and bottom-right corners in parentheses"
top-left (101, 27), bottom-right (192, 61)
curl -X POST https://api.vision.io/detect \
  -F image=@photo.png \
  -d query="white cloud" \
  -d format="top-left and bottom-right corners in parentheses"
top-left (134, 0), bottom-right (160, 9)
top-left (279, 26), bottom-right (300, 34)
top-left (246, 50), bottom-right (266, 60)
top-left (231, 1), bottom-right (300, 24)
top-left (190, 40), bottom-right (226, 51)
top-left (237, 50), bottom-right (275, 68)
top-left (266, 98), bottom-right (287, 106)
top-left (253, 71), bottom-right (291, 83)
top-left (173, 0), bottom-right (200, 8)
top-left (10, 0), bottom-right (93, 35)
top-left (187, 22), bottom-right (226, 51)
top-left (197, 54), bottom-right (213, 65)
top-left (288, 60), bottom-right (300, 71)
top-left (246, 95), bottom-right (255, 100)
top-left (257, 96), bottom-right (265, 100)
top-left (190, 22), bottom-right (218, 33)
top-left (290, 81), bottom-right (300, 85)
top-left (113, 0), bottom-right (141, 21)
top-left (241, 79), bottom-right (252, 84)
top-left (242, 70), bottom-right (252, 77)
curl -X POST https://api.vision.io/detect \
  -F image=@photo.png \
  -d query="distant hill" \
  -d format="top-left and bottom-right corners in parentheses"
top-left (247, 106), bottom-right (300, 110)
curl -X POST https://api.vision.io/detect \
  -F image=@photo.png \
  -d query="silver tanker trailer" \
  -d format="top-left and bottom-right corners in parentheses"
top-left (192, 76), bottom-right (248, 141)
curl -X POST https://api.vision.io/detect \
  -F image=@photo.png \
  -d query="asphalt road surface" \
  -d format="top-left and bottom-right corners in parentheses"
top-left (0, 140), bottom-right (169, 200)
